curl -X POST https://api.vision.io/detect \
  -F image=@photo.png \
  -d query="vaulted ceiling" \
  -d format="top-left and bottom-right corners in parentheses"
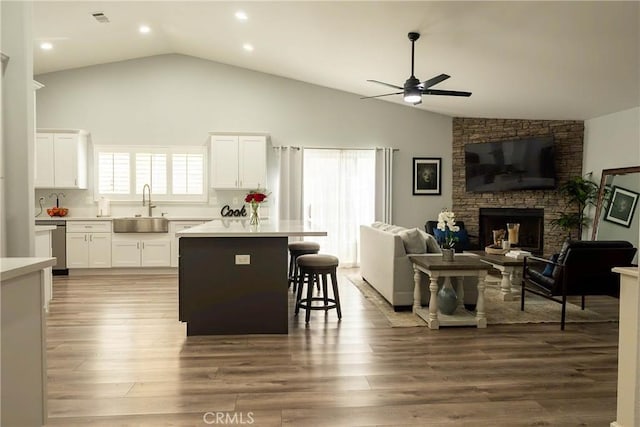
top-left (33, 1), bottom-right (640, 120)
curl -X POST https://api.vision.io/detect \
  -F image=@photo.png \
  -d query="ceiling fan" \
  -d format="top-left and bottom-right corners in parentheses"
top-left (362, 32), bottom-right (471, 105)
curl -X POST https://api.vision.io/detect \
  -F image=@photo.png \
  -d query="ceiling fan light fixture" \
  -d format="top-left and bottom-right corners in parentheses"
top-left (403, 88), bottom-right (421, 104)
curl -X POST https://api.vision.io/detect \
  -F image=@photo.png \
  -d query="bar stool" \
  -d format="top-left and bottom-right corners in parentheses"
top-left (294, 254), bottom-right (342, 323)
top-left (288, 241), bottom-right (320, 292)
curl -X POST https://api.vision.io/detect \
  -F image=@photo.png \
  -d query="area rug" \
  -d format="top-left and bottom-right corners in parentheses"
top-left (346, 274), bottom-right (619, 327)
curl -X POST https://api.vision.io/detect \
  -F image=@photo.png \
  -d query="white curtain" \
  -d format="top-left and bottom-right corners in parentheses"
top-left (303, 149), bottom-right (376, 266)
top-left (375, 147), bottom-right (394, 224)
top-left (274, 146), bottom-right (303, 220)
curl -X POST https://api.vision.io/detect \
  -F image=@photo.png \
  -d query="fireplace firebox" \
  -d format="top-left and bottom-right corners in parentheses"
top-left (479, 208), bottom-right (544, 254)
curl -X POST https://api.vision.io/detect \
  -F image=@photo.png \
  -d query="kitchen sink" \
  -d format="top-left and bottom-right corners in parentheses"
top-left (112, 217), bottom-right (169, 233)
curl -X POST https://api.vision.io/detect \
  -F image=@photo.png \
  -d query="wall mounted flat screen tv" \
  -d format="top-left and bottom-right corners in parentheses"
top-left (465, 136), bottom-right (556, 192)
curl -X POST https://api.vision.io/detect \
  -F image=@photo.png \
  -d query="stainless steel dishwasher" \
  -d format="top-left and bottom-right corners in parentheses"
top-left (36, 219), bottom-right (68, 275)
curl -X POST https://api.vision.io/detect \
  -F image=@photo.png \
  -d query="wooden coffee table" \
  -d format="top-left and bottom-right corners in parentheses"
top-left (408, 255), bottom-right (491, 329)
top-left (465, 250), bottom-right (525, 301)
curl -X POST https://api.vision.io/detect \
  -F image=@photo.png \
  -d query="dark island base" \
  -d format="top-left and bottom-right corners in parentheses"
top-left (179, 236), bottom-right (288, 335)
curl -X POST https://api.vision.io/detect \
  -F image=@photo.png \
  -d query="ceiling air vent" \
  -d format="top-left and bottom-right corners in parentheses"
top-left (91, 12), bottom-right (110, 23)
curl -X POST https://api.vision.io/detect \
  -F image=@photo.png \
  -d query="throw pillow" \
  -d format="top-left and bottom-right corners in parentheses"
top-left (542, 253), bottom-right (559, 277)
top-left (371, 221), bottom-right (384, 229)
top-left (432, 228), bottom-right (469, 250)
top-left (418, 229), bottom-right (441, 253)
top-left (398, 228), bottom-right (427, 254)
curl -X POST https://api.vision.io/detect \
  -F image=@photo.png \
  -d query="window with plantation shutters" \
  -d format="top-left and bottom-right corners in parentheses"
top-left (172, 153), bottom-right (204, 195)
top-left (136, 153), bottom-right (167, 195)
top-left (98, 152), bottom-right (130, 194)
top-left (94, 146), bottom-right (207, 201)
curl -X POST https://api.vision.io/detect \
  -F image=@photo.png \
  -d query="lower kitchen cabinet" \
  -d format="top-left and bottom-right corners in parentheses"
top-left (66, 233), bottom-right (112, 268)
top-left (112, 235), bottom-right (171, 267)
top-left (66, 221), bottom-right (112, 269)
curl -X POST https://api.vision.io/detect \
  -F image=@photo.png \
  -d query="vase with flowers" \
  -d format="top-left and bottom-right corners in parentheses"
top-left (436, 208), bottom-right (460, 314)
top-left (436, 208), bottom-right (460, 261)
top-left (245, 189), bottom-right (268, 225)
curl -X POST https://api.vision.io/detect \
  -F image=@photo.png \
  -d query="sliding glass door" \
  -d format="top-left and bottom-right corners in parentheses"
top-left (302, 149), bottom-right (375, 266)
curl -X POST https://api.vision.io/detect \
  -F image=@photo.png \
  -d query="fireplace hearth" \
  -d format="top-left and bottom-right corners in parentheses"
top-left (479, 208), bottom-right (544, 254)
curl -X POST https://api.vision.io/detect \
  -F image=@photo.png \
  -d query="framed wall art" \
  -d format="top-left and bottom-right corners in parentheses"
top-left (413, 157), bottom-right (441, 195)
top-left (604, 185), bottom-right (639, 228)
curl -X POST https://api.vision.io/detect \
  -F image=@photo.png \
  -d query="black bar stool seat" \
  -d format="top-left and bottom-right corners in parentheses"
top-left (294, 254), bottom-right (342, 323)
top-left (288, 241), bottom-right (320, 292)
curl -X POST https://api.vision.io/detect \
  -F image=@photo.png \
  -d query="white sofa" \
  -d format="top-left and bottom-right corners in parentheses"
top-left (359, 222), bottom-right (478, 310)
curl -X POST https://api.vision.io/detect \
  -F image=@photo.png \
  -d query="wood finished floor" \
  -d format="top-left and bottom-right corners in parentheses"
top-left (45, 270), bottom-right (621, 426)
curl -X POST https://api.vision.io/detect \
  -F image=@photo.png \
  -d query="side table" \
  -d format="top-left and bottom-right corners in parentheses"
top-left (409, 255), bottom-right (491, 329)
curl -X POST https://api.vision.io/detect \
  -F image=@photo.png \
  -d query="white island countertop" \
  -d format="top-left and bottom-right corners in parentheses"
top-left (1, 257), bottom-right (56, 282)
top-left (176, 219), bottom-right (327, 238)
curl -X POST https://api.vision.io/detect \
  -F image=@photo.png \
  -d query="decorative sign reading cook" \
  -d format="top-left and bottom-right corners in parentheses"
top-left (220, 205), bottom-right (247, 217)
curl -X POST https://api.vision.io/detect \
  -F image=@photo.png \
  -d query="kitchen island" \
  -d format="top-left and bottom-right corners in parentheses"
top-left (176, 220), bottom-right (327, 335)
top-left (1, 257), bottom-right (56, 426)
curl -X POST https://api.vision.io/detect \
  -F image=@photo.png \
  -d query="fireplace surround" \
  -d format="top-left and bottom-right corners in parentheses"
top-left (479, 208), bottom-right (544, 254)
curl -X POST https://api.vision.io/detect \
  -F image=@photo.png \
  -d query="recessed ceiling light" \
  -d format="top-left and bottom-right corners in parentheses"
top-left (139, 25), bottom-right (151, 34)
top-left (243, 43), bottom-right (254, 52)
top-left (235, 11), bottom-right (248, 21)
top-left (40, 42), bottom-right (53, 50)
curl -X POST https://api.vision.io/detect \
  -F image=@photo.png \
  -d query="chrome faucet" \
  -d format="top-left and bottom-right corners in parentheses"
top-left (142, 184), bottom-right (155, 217)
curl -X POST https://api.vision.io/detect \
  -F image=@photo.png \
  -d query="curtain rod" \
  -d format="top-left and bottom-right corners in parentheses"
top-left (273, 146), bottom-right (399, 152)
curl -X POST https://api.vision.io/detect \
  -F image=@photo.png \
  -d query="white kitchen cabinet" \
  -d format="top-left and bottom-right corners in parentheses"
top-left (210, 135), bottom-right (267, 189)
top-left (170, 221), bottom-right (206, 267)
top-left (112, 234), bottom-right (172, 267)
top-left (35, 129), bottom-right (88, 189)
top-left (66, 221), bottom-right (112, 268)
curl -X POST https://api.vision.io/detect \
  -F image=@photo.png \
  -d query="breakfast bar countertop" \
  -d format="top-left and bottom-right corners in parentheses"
top-left (176, 219), bottom-right (327, 238)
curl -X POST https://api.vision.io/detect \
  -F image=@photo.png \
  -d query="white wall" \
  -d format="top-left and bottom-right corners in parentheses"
top-left (1, 1), bottom-right (35, 257)
top-left (584, 107), bottom-right (640, 180)
top-left (583, 106), bottom-right (640, 251)
top-left (35, 54), bottom-right (453, 228)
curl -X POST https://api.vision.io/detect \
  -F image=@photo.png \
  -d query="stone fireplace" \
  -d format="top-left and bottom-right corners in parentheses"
top-left (479, 208), bottom-right (544, 254)
top-left (452, 118), bottom-right (585, 256)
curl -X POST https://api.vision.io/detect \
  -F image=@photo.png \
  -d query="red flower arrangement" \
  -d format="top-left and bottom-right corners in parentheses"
top-left (245, 189), bottom-right (269, 225)
top-left (244, 191), bottom-right (268, 203)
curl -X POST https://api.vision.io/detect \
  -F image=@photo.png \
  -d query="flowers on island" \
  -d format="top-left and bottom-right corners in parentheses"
top-left (437, 208), bottom-right (460, 249)
top-left (244, 189), bottom-right (269, 205)
top-left (245, 189), bottom-right (269, 225)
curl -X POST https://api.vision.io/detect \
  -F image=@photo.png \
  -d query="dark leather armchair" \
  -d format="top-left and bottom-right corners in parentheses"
top-left (521, 240), bottom-right (636, 330)
top-left (424, 220), bottom-right (478, 252)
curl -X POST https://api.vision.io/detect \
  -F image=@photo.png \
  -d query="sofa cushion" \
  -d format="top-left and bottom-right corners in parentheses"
top-left (398, 228), bottom-right (427, 254)
top-left (387, 225), bottom-right (406, 234)
top-left (371, 221), bottom-right (384, 229)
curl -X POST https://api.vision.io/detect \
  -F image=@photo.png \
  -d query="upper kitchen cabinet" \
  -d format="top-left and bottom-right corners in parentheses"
top-left (35, 129), bottom-right (88, 189)
top-left (210, 134), bottom-right (267, 189)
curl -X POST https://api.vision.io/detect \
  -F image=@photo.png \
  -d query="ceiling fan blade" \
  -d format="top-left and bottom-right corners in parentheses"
top-left (360, 91), bottom-right (404, 100)
top-left (423, 89), bottom-right (472, 97)
top-left (367, 79), bottom-right (403, 90)
top-left (420, 74), bottom-right (450, 89)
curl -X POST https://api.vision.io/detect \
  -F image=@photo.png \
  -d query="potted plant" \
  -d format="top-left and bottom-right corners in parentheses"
top-left (551, 174), bottom-right (599, 239)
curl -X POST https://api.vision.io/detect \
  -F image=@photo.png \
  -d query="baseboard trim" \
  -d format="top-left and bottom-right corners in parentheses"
top-left (68, 268), bottom-right (177, 276)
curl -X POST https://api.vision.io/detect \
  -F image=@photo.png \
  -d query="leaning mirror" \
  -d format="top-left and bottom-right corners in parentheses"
top-left (592, 166), bottom-right (640, 263)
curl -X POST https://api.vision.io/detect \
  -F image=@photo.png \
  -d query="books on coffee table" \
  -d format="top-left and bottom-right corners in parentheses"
top-left (505, 250), bottom-right (532, 260)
